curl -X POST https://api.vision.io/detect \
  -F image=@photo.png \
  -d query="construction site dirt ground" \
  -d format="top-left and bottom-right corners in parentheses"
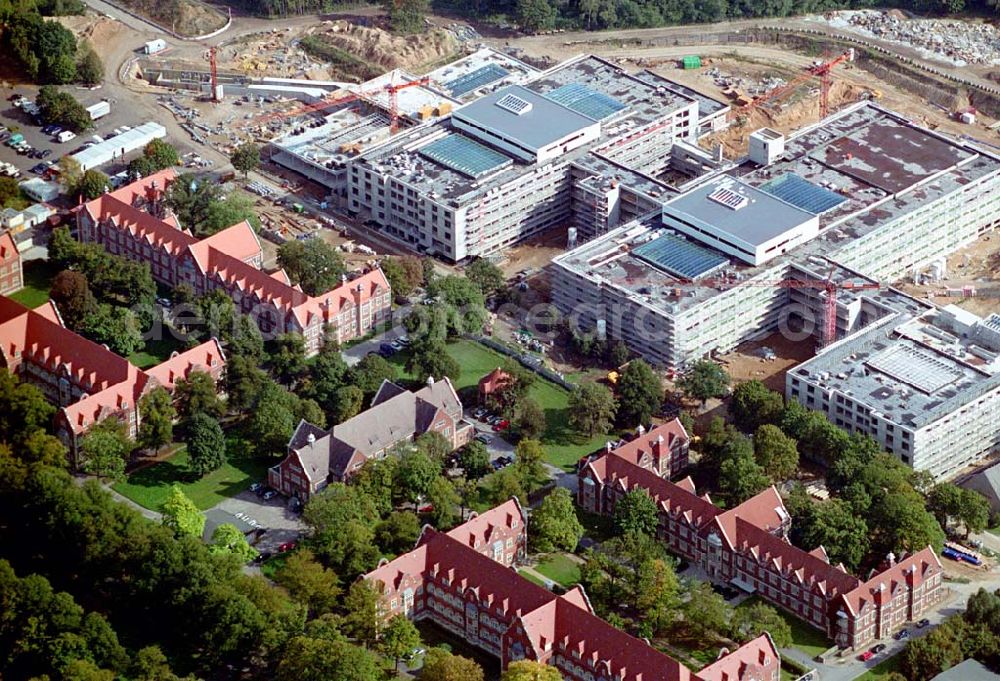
top-left (496, 36), bottom-right (1000, 155)
top-left (896, 232), bottom-right (1000, 318)
top-left (718, 332), bottom-right (817, 392)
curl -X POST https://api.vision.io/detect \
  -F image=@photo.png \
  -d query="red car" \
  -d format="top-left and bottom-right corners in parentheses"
top-left (858, 651), bottom-right (875, 662)
top-left (278, 541), bottom-right (297, 553)
top-left (492, 419), bottom-right (510, 432)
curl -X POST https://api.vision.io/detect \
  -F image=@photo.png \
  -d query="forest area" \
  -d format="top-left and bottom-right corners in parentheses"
top-left (228, 0), bottom-right (999, 31)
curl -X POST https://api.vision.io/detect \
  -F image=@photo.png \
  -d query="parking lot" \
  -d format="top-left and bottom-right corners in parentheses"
top-left (212, 488), bottom-right (305, 554)
top-left (0, 85), bottom-right (199, 184)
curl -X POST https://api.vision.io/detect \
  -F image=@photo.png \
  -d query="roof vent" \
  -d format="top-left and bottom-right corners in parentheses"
top-left (495, 93), bottom-right (532, 116)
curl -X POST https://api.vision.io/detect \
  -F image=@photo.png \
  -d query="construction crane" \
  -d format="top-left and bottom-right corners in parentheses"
top-left (698, 267), bottom-right (878, 347)
top-left (611, 265), bottom-right (879, 347)
top-left (386, 76), bottom-right (430, 133)
top-left (729, 48), bottom-right (855, 122)
top-left (251, 76), bottom-right (431, 131)
top-left (209, 47), bottom-right (220, 103)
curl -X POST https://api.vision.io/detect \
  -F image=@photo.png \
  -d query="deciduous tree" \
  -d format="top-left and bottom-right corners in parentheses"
top-left (677, 359), bottom-right (730, 407)
top-left (230, 142), bottom-right (261, 178)
top-left (459, 441), bottom-right (492, 480)
top-left (49, 269), bottom-right (95, 328)
top-left (80, 418), bottom-right (131, 481)
top-left (276, 240), bottom-right (345, 297)
top-left (465, 257), bottom-right (505, 297)
top-left (174, 370), bottom-right (223, 419)
top-left (78, 169), bottom-right (110, 199)
top-left (502, 660), bottom-right (562, 681)
top-left (397, 450), bottom-right (440, 507)
top-left (615, 359), bottom-right (662, 427)
top-left (378, 614), bottom-right (422, 668)
top-left (274, 547), bottom-right (341, 615)
top-left (349, 353), bottom-right (397, 397)
top-left (426, 476), bottom-right (460, 529)
top-left (422, 649), bottom-right (485, 681)
top-left (185, 413), bottom-right (226, 476)
top-left (375, 511), bottom-right (421, 555)
top-left (515, 397), bottom-right (547, 440)
top-left (568, 382), bottom-right (616, 437)
top-left (138, 386), bottom-right (175, 452)
top-left (752, 424), bottom-right (799, 482)
top-left (719, 451), bottom-right (770, 505)
top-left (276, 636), bottom-right (382, 681)
top-left (731, 380), bottom-right (784, 432)
top-left (210, 523), bottom-right (257, 562)
top-left (341, 580), bottom-right (380, 647)
top-left (730, 601), bottom-right (792, 648)
top-left (613, 488), bottom-right (659, 536)
top-left (530, 487), bottom-right (584, 552)
top-left (161, 485), bottom-right (205, 538)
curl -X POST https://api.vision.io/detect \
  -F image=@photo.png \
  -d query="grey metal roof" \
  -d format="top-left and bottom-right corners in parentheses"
top-left (663, 177), bottom-right (815, 248)
top-left (931, 660), bottom-right (1000, 681)
top-left (452, 84), bottom-right (597, 152)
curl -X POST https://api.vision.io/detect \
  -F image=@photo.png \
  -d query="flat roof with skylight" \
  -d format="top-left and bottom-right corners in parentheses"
top-left (662, 177), bottom-right (819, 266)
top-left (451, 85), bottom-right (601, 163)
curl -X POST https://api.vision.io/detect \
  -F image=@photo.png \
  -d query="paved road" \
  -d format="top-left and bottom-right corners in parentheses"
top-left (213, 490), bottom-right (305, 553)
top-left (342, 306), bottom-right (413, 367)
top-left (81, 0), bottom-right (167, 36)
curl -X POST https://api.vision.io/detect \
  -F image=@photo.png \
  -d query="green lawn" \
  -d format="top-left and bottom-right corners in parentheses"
top-left (113, 446), bottom-right (272, 511)
top-left (534, 553), bottom-right (581, 587)
top-left (9, 259), bottom-right (59, 309)
top-left (129, 334), bottom-right (186, 370)
top-left (518, 569), bottom-right (546, 587)
top-left (391, 340), bottom-right (606, 471)
top-left (856, 651), bottom-right (904, 680)
top-left (737, 596), bottom-right (831, 659)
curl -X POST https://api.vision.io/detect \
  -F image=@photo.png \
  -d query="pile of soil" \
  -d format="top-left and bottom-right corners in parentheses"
top-left (308, 20), bottom-right (456, 72)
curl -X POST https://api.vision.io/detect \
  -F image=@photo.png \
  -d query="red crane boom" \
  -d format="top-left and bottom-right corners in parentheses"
top-left (728, 49), bottom-right (854, 122)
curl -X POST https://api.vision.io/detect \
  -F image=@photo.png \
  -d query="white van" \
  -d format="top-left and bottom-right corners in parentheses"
top-left (56, 130), bottom-right (76, 143)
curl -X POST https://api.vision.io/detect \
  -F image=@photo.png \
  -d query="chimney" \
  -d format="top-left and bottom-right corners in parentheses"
top-left (636, 424), bottom-right (646, 437)
top-left (427, 375), bottom-right (435, 386)
top-left (307, 432), bottom-right (316, 444)
top-left (886, 552), bottom-right (896, 567)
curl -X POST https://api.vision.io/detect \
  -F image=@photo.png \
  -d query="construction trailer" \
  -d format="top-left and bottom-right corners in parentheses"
top-left (86, 101), bottom-right (111, 121)
top-left (144, 39), bottom-right (166, 55)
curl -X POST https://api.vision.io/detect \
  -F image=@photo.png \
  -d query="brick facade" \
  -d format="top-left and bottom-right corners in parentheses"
top-left (0, 233), bottom-right (22, 296)
top-left (269, 378), bottom-right (474, 500)
top-left (77, 170), bottom-right (391, 356)
top-left (579, 447), bottom-right (944, 651)
top-left (364, 499), bottom-right (781, 681)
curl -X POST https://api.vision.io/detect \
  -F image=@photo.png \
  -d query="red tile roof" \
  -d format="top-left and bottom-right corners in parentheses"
top-left (606, 419), bottom-right (689, 468)
top-left (839, 547), bottom-right (942, 616)
top-left (446, 497), bottom-right (525, 552)
top-left (0, 294), bottom-right (227, 437)
top-left (0, 232), bottom-right (18, 262)
top-left (479, 367), bottom-right (511, 393)
top-left (587, 453), bottom-right (720, 530)
top-left (145, 338), bottom-right (226, 391)
top-left (696, 635), bottom-right (778, 681)
top-left (732, 517), bottom-right (861, 600)
top-left (713, 486), bottom-right (788, 550)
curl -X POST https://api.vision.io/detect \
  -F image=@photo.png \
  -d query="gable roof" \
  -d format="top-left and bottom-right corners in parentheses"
top-left (697, 634), bottom-right (779, 681)
top-left (446, 497), bottom-right (525, 550)
top-left (840, 547), bottom-right (942, 616)
top-left (0, 232), bottom-right (19, 262)
top-left (144, 338), bottom-right (226, 391)
top-left (606, 419), bottom-right (690, 468)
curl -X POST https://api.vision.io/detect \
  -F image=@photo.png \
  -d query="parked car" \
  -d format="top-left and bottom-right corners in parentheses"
top-left (262, 489), bottom-right (277, 500)
top-left (894, 629), bottom-right (909, 641)
top-left (40, 149), bottom-right (52, 158)
top-left (253, 551), bottom-right (272, 563)
top-left (255, 485), bottom-right (270, 498)
top-left (475, 433), bottom-right (492, 445)
top-left (492, 419), bottom-right (510, 432)
top-left (156, 297), bottom-right (173, 309)
top-left (389, 339), bottom-right (405, 352)
top-left (872, 644), bottom-right (886, 654)
top-left (397, 335), bottom-right (411, 347)
top-left (917, 619), bottom-right (930, 628)
top-left (378, 342), bottom-right (396, 357)
top-left (249, 482), bottom-right (264, 493)
top-left (278, 541), bottom-right (297, 553)
top-left (858, 651), bottom-right (875, 662)
top-left (473, 407), bottom-right (487, 420)
top-left (30, 163), bottom-right (48, 174)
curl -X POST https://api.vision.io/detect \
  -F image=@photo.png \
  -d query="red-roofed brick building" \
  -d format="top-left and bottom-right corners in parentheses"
top-left (578, 444), bottom-right (944, 651)
top-left (0, 232), bottom-right (22, 296)
top-left (0, 295), bottom-right (225, 458)
top-left (479, 367), bottom-right (511, 405)
top-left (77, 171), bottom-right (391, 355)
top-left (364, 499), bottom-right (781, 681)
top-left (596, 419), bottom-right (691, 479)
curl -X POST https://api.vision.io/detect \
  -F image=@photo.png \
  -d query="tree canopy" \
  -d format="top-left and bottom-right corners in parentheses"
top-left (677, 360), bottom-right (730, 406)
top-left (568, 382), bottom-right (616, 437)
top-left (277, 239), bottom-right (346, 297)
top-left (531, 488), bottom-right (584, 553)
top-left (615, 359), bottom-right (662, 427)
